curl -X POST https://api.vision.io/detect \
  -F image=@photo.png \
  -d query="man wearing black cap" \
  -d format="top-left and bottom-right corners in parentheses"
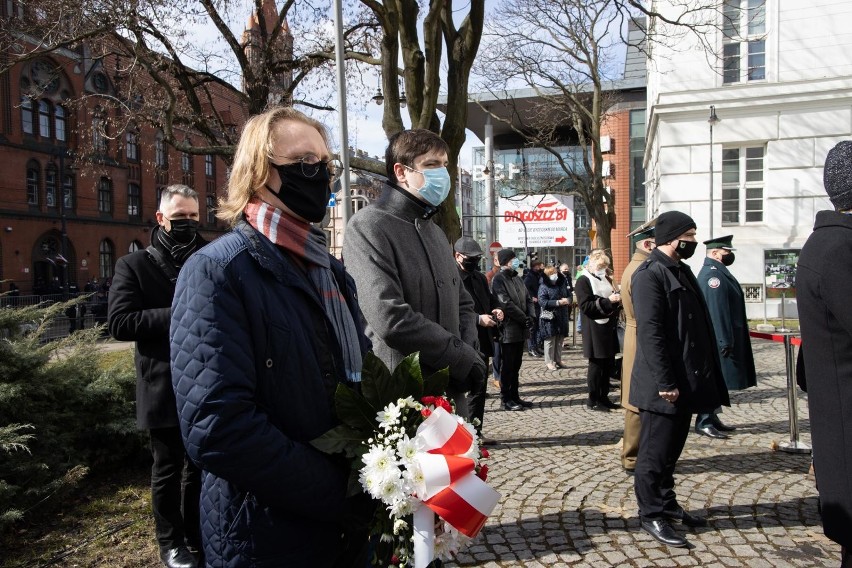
top-left (798, 140), bottom-right (852, 567)
top-left (491, 248), bottom-right (536, 411)
top-left (695, 235), bottom-right (756, 439)
top-left (630, 211), bottom-right (729, 548)
top-left (454, 237), bottom-right (504, 438)
top-left (619, 220), bottom-right (656, 474)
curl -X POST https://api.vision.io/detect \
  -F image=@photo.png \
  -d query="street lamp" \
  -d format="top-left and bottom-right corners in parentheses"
top-left (708, 105), bottom-right (720, 239)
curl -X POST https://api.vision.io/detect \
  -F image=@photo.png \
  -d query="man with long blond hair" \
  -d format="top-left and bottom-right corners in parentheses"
top-left (170, 106), bottom-right (371, 567)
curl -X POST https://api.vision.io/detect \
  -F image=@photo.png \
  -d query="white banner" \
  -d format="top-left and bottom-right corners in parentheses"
top-left (498, 195), bottom-right (574, 248)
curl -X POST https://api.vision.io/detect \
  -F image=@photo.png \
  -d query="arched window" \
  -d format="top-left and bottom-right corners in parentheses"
top-left (62, 174), bottom-right (74, 211)
top-left (21, 97), bottom-right (34, 134)
top-left (26, 162), bottom-right (40, 205)
top-left (155, 131), bottom-right (168, 168)
top-left (55, 105), bottom-right (66, 142)
top-left (129, 240), bottom-right (143, 253)
top-left (126, 129), bottom-right (139, 162)
top-left (98, 177), bottom-right (112, 214)
top-left (99, 239), bottom-right (115, 279)
top-left (127, 183), bottom-right (141, 219)
top-left (181, 152), bottom-right (192, 172)
top-left (38, 100), bottom-right (51, 138)
top-left (45, 165), bottom-right (57, 208)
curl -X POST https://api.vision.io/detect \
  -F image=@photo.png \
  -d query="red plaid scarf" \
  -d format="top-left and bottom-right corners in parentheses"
top-left (244, 198), bottom-right (362, 381)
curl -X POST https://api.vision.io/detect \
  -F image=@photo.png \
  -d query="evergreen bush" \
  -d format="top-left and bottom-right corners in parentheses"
top-left (0, 300), bottom-right (143, 529)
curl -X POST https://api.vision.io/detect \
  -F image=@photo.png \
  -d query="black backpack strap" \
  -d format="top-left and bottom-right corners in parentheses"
top-left (146, 246), bottom-right (179, 284)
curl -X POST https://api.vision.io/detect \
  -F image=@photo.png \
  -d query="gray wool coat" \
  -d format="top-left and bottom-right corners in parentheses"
top-left (342, 184), bottom-right (480, 384)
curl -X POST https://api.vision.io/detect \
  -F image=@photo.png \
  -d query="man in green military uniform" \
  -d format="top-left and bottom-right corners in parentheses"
top-left (695, 235), bottom-right (757, 439)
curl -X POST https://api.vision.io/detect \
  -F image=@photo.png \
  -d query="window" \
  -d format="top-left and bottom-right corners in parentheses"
top-left (722, 0), bottom-right (766, 84)
top-left (92, 107), bottom-right (108, 154)
top-left (38, 100), bottom-right (51, 138)
top-left (26, 163), bottom-right (39, 205)
top-left (722, 145), bottom-right (764, 224)
top-left (99, 239), bottom-right (114, 279)
top-left (45, 166), bottom-right (57, 208)
top-left (54, 105), bottom-right (66, 142)
top-left (181, 152), bottom-right (192, 172)
top-left (126, 130), bottom-right (139, 161)
top-left (155, 131), bottom-right (168, 168)
top-left (129, 240), bottom-right (143, 253)
top-left (62, 174), bottom-right (74, 211)
top-left (206, 194), bottom-right (216, 224)
top-left (205, 154), bottom-right (214, 177)
top-left (629, 109), bottom-right (647, 230)
top-left (127, 183), bottom-right (141, 219)
top-left (21, 97), bottom-right (34, 134)
top-left (98, 177), bottom-right (112, 213)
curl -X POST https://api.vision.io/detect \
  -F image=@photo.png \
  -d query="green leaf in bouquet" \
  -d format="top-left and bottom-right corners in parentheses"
top-left (360, 352), bottom-right (392, 409)
top-left (309, 423), bottom-right (365, 457)
top-left (390, 353), bottom-right (424, 402)
top-left (334, 382), bottom-right (377, 432)
top-left (423, 366), bottom-right (450, 397)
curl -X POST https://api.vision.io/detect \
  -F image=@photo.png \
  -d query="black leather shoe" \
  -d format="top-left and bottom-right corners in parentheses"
top-left (600, 398), bottom-right (621, 410)
top-left (624, 467), bottom-right (635, 476)
top-left (160, 546), bottom-right (197, 568)
top-left (587, 402), bottom-right (610, 412)
top-left (515, 398), bottom-right (534, 408)
top-left (664, 508), bottom-right (708, 527)
top-left (712, 418), bottom-right (737, 432)
top-left (503, 401), bottom-right (524, 411)
top-left (640, 519), bottom-right (688, 547)
top-left (694, 424), bottom-right (728, 439)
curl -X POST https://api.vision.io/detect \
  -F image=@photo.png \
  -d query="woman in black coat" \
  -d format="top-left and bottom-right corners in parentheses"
top-left (537, 265), bottom-right (571, 371)
top-left (574, 249), bottom-right (622, 411)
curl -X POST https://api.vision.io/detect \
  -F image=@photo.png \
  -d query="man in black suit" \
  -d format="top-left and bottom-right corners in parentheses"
top-left (630, 211), bottom-right (729, 548)
top-left (108, 185), bottom-right (206, 568)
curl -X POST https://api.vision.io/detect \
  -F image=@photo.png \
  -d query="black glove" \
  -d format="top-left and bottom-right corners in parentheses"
top-left (721, 346), bottom-right (732, 358)
top-left (525, 316), bottom-right (535, 329)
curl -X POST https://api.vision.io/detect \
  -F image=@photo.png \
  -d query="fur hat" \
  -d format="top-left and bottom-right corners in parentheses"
top-left (824, 141), bottom-right (852, 211)
top-left (497, 248), bottom-right (516, 266)
top-left (654, 211), bottom-right (697, 245)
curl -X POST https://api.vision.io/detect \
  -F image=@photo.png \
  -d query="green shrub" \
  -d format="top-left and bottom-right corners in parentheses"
top-left (0, 300), bottom-right (143, 529)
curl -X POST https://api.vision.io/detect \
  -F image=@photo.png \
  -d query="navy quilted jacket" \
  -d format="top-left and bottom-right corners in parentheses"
top-left (170, 221), bottom-right (370, 567)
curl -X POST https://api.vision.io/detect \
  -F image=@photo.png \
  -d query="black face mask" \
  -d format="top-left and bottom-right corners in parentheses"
top-left (167, 219), bottom-right (199, 244)
top-left (721, 252), bottom-right (735, 266)
top-left (675, 240), bottom-right (698, 259)
top-left (268, 161), bottom-right (332, 223)
top-left (461, 256), bottom-right (482, 272)
top-left (560, 271), bottom-right (571, 279)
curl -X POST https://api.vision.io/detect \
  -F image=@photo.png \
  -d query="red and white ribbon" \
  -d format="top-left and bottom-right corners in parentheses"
top-left (412, 407), bottom-right (500, 537)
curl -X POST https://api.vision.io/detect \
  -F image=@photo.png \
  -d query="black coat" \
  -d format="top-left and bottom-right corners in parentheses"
top-left (459, 266), bottom-right (499, 357)
top-left (537, 278), bottom-right (570, 340)
top-left (628, 249), bottom-right (730, 415)
top-left (574, 273), bottom-right (620, 359)
top-left (108, 230), bottom-right (205, 429)
top-left (492, 269), bottom-right (534, 344)
top-left (797, 210), bottom-right (852, 549)
top-left (697, 258), bottom-right (757, 391)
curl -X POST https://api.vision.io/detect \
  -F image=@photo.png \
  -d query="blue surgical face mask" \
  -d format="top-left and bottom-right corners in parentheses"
top-left (405, 165), bottom-right (451, 206)
top-left (511, 258), bottom-right (520, 270)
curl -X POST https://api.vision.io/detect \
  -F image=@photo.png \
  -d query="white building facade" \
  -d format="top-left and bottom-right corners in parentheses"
top-left (645, 0), bottom-right (852, 319)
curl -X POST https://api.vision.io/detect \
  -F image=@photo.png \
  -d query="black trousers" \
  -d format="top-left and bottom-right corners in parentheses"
top-left (467, 353), bottom-right (489, 434)
top-left (586, 357), bottom-right (613, 404)
top-left (492, 341), bottom-right (502, 382)
top-left (149, 427), bottom-right (202, 551)
top-left (634, 410), bottom-right (692, 520)
top-left (499, 341), bottom-right (524, 404)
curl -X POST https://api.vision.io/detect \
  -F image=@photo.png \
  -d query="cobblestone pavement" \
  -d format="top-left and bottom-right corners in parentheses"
top-left (450, 338), bottom-right (838, 567)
